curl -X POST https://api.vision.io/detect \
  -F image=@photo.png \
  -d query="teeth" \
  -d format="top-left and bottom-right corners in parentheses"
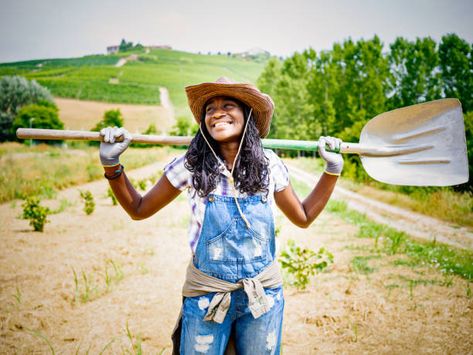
top-left (214, 122), bottom-right (231, 128)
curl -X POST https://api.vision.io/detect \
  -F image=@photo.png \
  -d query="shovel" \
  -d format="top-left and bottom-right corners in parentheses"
top-left (16, 98), bottom-right (469, 187)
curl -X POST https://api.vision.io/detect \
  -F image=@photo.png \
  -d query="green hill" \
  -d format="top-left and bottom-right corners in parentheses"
top-left (0, 49), bottom-right (267, 116)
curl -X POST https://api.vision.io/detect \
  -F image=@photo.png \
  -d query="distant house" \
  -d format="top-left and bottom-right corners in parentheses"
top-left (107, 44), bottom-right (172, 54)
top-left (107, 45), bottom-right (119, 54)
top-left (236, 47), bottom-right (271, 61)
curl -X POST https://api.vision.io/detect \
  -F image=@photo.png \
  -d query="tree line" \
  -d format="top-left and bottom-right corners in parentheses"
top-left (257, 33), bottom-right (472, 191)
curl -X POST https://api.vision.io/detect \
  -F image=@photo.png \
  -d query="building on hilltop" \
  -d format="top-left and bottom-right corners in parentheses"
top-left (234, 47), bottom-right (271, 61)
top-left (106, 44), bottom-right (172, 54)
top-left (107, 45), bottom-right (119, 54)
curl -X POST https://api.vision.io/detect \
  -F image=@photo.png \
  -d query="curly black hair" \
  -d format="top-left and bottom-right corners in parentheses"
top-left (184, 100), bottom-right (269, 197)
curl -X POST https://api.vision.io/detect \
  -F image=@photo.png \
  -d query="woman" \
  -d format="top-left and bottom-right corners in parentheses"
top-left (99, 77), bottom-right (343, 354)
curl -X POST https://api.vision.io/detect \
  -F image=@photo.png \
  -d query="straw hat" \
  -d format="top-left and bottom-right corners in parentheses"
top-left (185, 77), bottom-right (274, 137)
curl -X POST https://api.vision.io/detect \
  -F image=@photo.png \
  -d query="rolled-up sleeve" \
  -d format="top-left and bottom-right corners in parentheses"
top-left (266, 150), bottom-right (289, 192)
top-left (163, 155), bottom-right (191, 191)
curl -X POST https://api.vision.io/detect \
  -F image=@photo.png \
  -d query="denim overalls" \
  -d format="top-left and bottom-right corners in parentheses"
top-left (180, 193), bottom-right (284, 355)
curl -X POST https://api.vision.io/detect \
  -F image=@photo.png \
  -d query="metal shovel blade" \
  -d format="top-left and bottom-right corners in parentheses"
top-left (359, 99), bottom-right (469, 186)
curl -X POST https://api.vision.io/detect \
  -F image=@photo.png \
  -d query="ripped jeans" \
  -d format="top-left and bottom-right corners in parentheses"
top-left (180, 286), bottom-right (284, 354)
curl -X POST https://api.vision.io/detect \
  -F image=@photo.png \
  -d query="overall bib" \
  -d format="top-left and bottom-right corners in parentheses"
top-left (180, 193), bottom-right (284, 355)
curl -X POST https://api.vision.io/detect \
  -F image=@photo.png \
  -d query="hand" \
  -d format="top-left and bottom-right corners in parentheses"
top-left (99, 127), bottom-right (132, 166)
top-left (318, 136), bottom-right (344, 175)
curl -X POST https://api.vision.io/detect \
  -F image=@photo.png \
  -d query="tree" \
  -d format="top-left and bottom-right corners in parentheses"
top-left (257, 57), bottom-right (283, 137)
top-left (265, 51), bottom-right (315, 141)
top-left (12, 104), bottom-right (64, 144)
top-left (0, 76), bottom-right (55, 141)
top-left (119, 38), bottom-right (134, 52)
top-left (387, 37), bottom-right (442, 110)
top-left (439, 33), bottom-right (473, 112)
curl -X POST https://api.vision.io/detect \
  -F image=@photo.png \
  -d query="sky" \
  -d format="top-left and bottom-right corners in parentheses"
top-left (1, 0), bottom-right (472, 63)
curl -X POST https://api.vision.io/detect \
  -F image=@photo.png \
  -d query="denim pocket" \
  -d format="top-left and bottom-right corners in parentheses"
top-left (206, 217), bottom-right (269, 263)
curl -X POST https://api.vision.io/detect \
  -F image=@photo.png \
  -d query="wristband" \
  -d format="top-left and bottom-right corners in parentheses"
top-left (104, 164), bottom-right (124, 180)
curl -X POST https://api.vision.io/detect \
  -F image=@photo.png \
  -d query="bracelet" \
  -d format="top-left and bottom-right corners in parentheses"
top-left (104, 164), bottom-right (124, 180)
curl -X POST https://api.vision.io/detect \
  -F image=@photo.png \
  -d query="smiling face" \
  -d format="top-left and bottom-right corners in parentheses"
top-left (203, 96), bottom-right (245, 143)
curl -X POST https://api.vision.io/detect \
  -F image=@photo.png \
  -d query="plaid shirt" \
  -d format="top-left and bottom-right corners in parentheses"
top-left (164, 149), bottom-right (289, 253)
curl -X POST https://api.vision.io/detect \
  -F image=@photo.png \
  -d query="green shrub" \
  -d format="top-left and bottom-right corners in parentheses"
top-left (12, 104), bottom-right (64, 144)
top-left (21, 196), bottom-right (50, 232)
top-left (279, 239), bottom-right (334, 290)
top-left (143, 123), bottom-right (157, 135)
top-left (170, 116), bottom-right (198, 136)
top-left (0, 75), bottom-right (55, 141)
top-left (79, 190), bottom-right (95, 215)
top-left (91, 109), bottom-right (124, 132)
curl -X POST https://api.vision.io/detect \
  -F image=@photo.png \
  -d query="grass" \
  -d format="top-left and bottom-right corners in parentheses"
top-left (285, 156), bottom-right (473, 228)
top-left (0, 142), bottom-right (180, 203)
top-left (326, 199), bottom-right (473, 280)
top-left (290, 174), bottom-right (473, 280)
top-left (72, 259), bottom-right (124, 304)
top-left (24, 329), bottom-right (56, 354)
top-left (125, 321), bottom-right (143, 355)
top-left (0, 48), bottom-right (267, 115)
top-left (351, 255), bottom-right (379, 274)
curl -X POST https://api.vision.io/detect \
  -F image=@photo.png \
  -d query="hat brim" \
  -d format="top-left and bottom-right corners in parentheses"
top-left (185, 82), bottom-right (274, 138)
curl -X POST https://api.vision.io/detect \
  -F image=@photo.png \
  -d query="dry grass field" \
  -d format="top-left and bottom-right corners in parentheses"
top-left (1, 160), bottom-right (471, 354)
top-left (55, 97), bottom-right (174, 134)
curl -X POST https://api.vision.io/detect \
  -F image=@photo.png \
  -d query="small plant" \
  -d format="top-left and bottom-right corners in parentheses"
top-left (137, 179), bottom-right (148, 191)
top-left (72, 267), bottom-right (97, 303)
top-left (79, 190), bottom-right (95, 215)
top-left (107, 187), bottom-right (118, 205)
top-left (278, 239), bottom-right (334, 290)
top-left (385, 230), bottom-right (406, 255)
top-left (13, 285), bottom-right (22, 305)
top-left (104, 259), bottom-right (124, 289)
top-left (21, 196), bottom-right (50, 232)
top-left (351, 322), bottom-right (359, 342)
top-left (24, 328), bottom-right (56, 354)
top-left (351, 255), bottom-right (377, 274)
top-left (125, 321), bottom-right (143, 355)
top-left (72, 259), bottom-right (124, 304)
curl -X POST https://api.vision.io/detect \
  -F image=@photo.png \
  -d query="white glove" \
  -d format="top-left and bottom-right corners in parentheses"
top-left (99, 127), bottom-right (132, 166)
top-left (318, 136), bottom-right (344, 175)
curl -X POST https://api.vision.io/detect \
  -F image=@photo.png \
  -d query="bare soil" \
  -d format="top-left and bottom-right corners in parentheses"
top-left (1, 161), bottom-right (472, 354)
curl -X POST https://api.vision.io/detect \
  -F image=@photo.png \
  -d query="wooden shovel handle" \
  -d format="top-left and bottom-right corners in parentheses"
top-left (16, 128), bottom-right (193, 145)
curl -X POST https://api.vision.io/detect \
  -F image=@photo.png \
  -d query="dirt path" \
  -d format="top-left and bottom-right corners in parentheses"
top-left (287, 163), bottom-right (473, 250)
top-left (0, 160), bottom-right (472, 353)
